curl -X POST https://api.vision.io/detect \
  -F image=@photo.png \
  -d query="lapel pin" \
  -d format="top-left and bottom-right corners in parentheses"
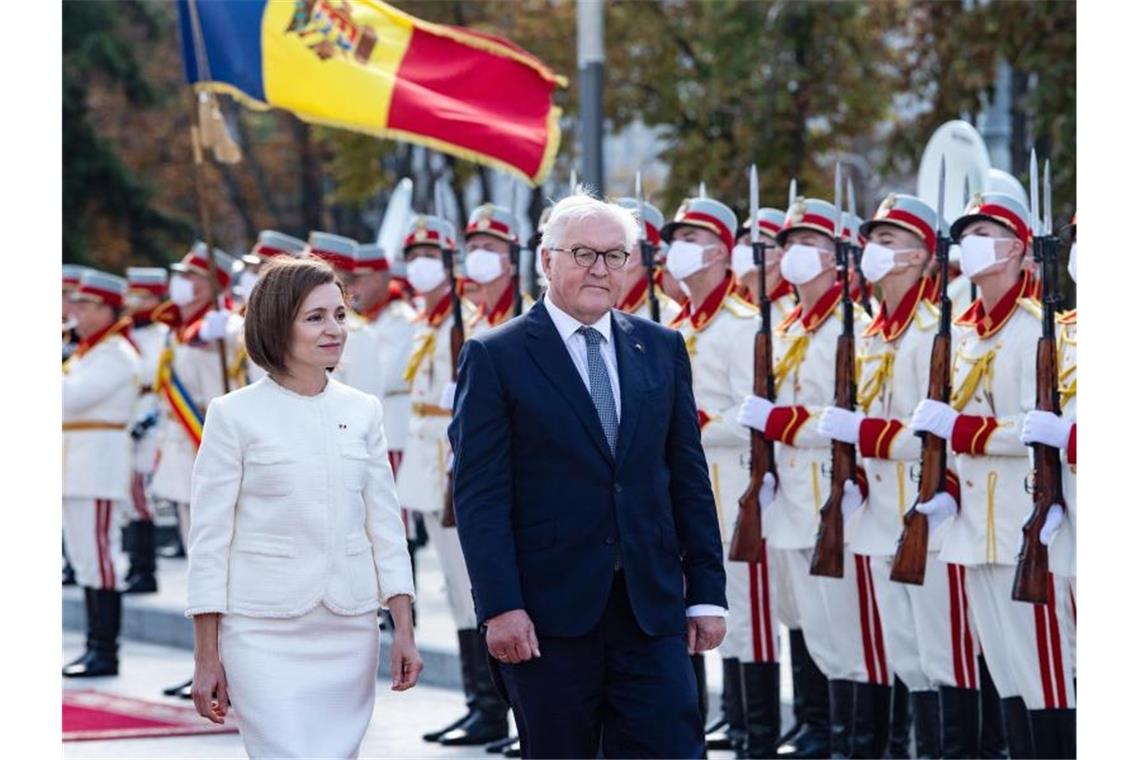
top-left (634, 343), bottom-right (644, 352)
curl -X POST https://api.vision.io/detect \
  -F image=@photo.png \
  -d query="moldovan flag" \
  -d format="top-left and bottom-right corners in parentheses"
top-left (177, 0), bottom-right (566, 183)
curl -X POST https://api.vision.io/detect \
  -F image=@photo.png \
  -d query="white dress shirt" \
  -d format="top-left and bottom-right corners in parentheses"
top-left (542, 296), bottom-right (726, 620)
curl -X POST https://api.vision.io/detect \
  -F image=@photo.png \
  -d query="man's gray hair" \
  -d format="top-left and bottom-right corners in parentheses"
top-left (541, 189), bottom-right (640, 254)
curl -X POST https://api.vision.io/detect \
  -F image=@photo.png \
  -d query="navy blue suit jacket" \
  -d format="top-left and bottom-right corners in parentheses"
top-left (448, 299), bottom-right (727, 638)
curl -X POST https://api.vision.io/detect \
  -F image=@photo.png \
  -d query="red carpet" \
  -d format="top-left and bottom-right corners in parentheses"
top-left (63, 689), bottom-right (239, 741)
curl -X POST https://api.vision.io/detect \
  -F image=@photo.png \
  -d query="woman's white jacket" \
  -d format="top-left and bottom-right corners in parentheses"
top-left (185, 376), bottom-right (415, 618)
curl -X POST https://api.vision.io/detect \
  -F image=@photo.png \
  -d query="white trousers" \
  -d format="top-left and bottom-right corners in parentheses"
top-left (783, 548), bottom-right (891, 684)
top-left (62, 498), bottom-right (127, 591)
top-left (771, 547), bottom-right (802, 629)
top-left (965, 565), bottom-right (1074, 711)
top-left (869, 555), bottom-right (978, 692)
top-left (220, 604), bottom-right (379, 758)
top-left (721, 540), bottom-right (780, 663)
top-left (422, 510), bottom-right (476, 630)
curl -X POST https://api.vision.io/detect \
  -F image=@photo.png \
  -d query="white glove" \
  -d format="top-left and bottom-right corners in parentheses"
top-left (198, 309), bottom-right (231, 342)
top-left (1022, 502), bottom-right (1065, 546)
top-left (916, 491), bottom-right (957, 532)
top-left (446, 451), bottom-right (455, 473)
top-left (910, 399), bottom-right (958, 441)
top-left (1020, 411), bottom-right (1074, 451)
top-left (819, 406), bottom-right (865, 445)
top-left (757, 472), bottom-right (777, 513)
top-left (737, 395), bottom-right (775, 433)
top-left (439, 382), bottom-right (457, 411)
top-left (840, 479), bottom-right (864, 522)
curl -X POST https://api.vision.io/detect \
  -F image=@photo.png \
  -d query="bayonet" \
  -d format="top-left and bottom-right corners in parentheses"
top-left (637, 169), bottom-right (660, 323)
top-left (699, 181), bottom-right (707, 199)
top-left (1044, 159), bottom-right (1053, 236)
top-left (569, 167), bottom-right (577, 195)
top-left (1030, 148), bottom-right (1040, 236)
top-left (789, 178), bottom-right (798, 209)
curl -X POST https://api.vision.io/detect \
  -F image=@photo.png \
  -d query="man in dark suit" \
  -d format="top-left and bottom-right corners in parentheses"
top-left (449, 192), bottom-right (728, 758)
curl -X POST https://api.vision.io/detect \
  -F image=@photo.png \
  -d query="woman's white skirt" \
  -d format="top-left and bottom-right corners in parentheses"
top-left (220, 603), bottom-right (380, 759)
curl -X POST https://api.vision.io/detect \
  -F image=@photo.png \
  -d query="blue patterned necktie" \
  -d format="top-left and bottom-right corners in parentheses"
top-left (578, 326), bottom-right (618, 454)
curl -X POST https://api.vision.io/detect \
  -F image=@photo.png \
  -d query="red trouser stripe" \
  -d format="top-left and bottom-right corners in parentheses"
top-left (130, 472), bottom-right (153, 520)
top-left (865, 556), bottom-right (889, 684)
top-left (96, 500), bottom-right (114, 590)
top-left (959, 567), bottom-right (977, 689)
top-left (948, 564), bottom-right (967, 688)
top-left (1046, 576), bottom-right (1068, 708)
top-left (1034, 601), bottom-right (1056, 709)
top-left (760, 540), bottom-right (776, 661)
top-left (855, 555), bottom-right (884, 684)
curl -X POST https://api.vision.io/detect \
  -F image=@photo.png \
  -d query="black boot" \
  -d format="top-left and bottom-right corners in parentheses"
top-left (502, 738), bottom-right (523, 757)
top-left (707, 657), bottom-right (745, 751)
top-left (124, 520), bottom-right (158, 594)
top-left (910, 691), bottom-right (941, 759)
top-left (829, 680), bottom-right (856, 758)
top-left (485, 735), bottom-right (519, 754)
top-left (423, 628), bottom-right (478, 742)
top-left (979, 656), bottom-right (1008, 758)
top-left (162, 678), bottom-right (194, 698)
top-left (851, 682), bottom-right (892, 759)
top-left (62, 547), bottom-right (76, 586)
top-left (779, 630), bottom-right (831, 758)
top-left (742, 662), bottom-right (782, 758)
top-left (438, 629), bottom-right (510, 746)
top-left (939, 686), bottom-right (980, 759)
top-left (1000, 697), bottom-right (1035, 759)
top-left (63, 589), bottom-right (120, 677)
top-left (693, 653), bottom-right (709, 726)
top-left (888, 677), bottom-right (912, 758)
top-left (1028, 709), bottom-right (1076, 760)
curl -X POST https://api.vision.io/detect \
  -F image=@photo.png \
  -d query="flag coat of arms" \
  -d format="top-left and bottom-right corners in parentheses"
top-left (177, 0), bottom-right (565, 183)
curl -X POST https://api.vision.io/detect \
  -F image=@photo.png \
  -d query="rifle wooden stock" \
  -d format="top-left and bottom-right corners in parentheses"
top-left (891, 330), bottom-right (951, 585)
top-left (729, 330), bottom-right (774, 562)
top-left (1011, 336), bottom-right (1063, 603)
top-left (440, 256), bottom-right (465, 529)
top-left (810, 332), bottom-right (856, 578)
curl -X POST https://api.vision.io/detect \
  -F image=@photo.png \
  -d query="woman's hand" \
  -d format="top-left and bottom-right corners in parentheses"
top-left (191, 654), bottom-right (230, 724)
top-left (385, 594), bottom-right (423, 691)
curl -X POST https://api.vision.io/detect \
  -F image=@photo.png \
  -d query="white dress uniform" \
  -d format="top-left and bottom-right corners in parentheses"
top-left (849, 278), bottom-right (979, 694)
top-left (936, 274), bottom-right (1073, 712)
top-left (186, 375), bottom-right (414, 759)
top-left (370, 297), bottom-right (417, 459)
top-left (1052, 311), bottom-right (1077, 671)
top-left (149, 304), bottom-right (244, 541)
top-left (763, 282), bottom-right (882, 683)
top-left (618, 273), bottom-right (682, 326)
top-left (63, 322), bottom-right (141, 590)
top-left (673, 276), bottom-right (781, 664)
top-left (127, 315), bottom-right (169, 516)
top-left (395, 294), bottom-right (476, 628)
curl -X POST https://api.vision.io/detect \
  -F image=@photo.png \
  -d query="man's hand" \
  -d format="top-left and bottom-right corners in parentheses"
top-left (819, 406), bottom-right (865, 445)
top-left (198, 310), bottom-right (231, 342)
top-left (737, 395), bottom-right (774, 432)
top-left (1020, 410), bottom-right (1073, 451)
top-left (485, 609), bottom-right (541, 664)
top-left (910, 399), bottom-right (958, 441)
top-left (687, 616), bottom-right (727, 654)
top-left (439, 381), bottom-right (458, 412)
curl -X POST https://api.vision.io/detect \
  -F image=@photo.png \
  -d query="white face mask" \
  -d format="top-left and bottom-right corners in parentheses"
top-left (1067, 242), bottom-right (1077, 283)
top-left (406, 257), bottom-right (446, 294)
top-left (464, 248), bottom-right (505, 284)
top-left (169, 274), bottom-right (196, 306)
top-left (731, 244), bottom-right (756, 278)
top-left (860, 242), bottom-right (916, 284)
top-left (959, 235), bottom-right (1011, 279)
top-left (780, 244), bottom-right (826, 285)
top-left (666, 240), bottom-right (714, 281)
top-left (235, 271), bottom-right (258, 299)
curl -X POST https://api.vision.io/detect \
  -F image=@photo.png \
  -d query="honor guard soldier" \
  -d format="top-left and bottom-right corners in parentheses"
top-left (234, 230), bottom-right (307, 383)
top-left (394, 215), bottom-right (508, 747)
top-left (63, 271), bottom-right (141, 677)
top-left (816, 193), bottom-right (980, 755)
top-left (62, 264), bottom-right (93, 586)
top-left (307, 232), bottom-right (387, 403)
top-left (910, 193), bottom-right (1075, 757)
top-left (659, 197), bottom-right (777, 757)
top-left (149, 242), bottom-right (242, 698)
top-left (738, 197), bottom-right (879, 758)
top-left (121, 268), bottom-right (171, 594)
top-left (613, 197), bottom-right (682, 324)
top-left (733, 208), bottom-right (798, 315)
top-left (464, 203), bottom-right (532, 331)
top-left (350, 243), bottom-right (422, 578)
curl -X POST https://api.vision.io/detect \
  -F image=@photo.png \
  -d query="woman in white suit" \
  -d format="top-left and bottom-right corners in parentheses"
top-left (186, 256), bottom-right (422, 759)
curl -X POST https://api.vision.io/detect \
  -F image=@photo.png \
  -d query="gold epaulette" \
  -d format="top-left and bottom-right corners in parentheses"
top-left (723, 294), bottom-right (759, 318)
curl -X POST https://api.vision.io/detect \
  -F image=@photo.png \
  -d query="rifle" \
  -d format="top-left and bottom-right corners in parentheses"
top-left (847, 176), bottom-right (873, 317)
top-left (730, 165), bottom-right (774, 562)
top-left (636, 171), bottom-right (661, 323)
top-left (892, 156), bottom-right (951, 585)
top-left (437, 182), bottom-right (465, 529)
top-left (1012, 157), bottom-right (1063, 604)
top-left (810, 165), bottom-right (858, 578)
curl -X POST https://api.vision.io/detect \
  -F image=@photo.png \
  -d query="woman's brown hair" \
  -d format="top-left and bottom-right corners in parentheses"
top-left (244, 256), bottom-right (346, 375)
